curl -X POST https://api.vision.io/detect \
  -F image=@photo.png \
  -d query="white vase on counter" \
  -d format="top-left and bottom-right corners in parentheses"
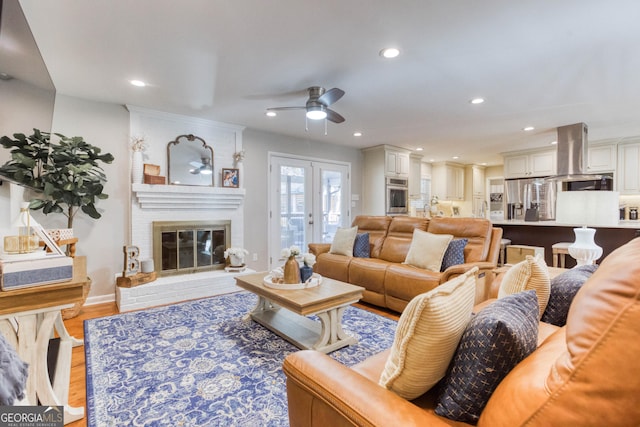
top-left (568, 226), bottom-right (602, 266)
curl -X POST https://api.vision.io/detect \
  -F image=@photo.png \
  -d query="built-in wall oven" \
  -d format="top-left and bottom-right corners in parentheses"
top-left (386, 177), bottom-right (408, 215)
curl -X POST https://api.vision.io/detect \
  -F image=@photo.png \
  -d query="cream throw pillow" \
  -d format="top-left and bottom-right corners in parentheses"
top-left (498, 254), bottom-right (550, 318)
top-left (329, 226), bottom-right (358, 256)
top-left (404, 229), bottom-right (453, 272)
top-left (379, 267), bottom-right (478, 400)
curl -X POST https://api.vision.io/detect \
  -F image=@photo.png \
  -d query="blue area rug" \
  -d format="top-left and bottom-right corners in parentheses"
top-left (84, 291), bottom-right (397, 426)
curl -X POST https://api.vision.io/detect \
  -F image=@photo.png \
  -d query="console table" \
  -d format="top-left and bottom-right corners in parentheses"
top-left (0, 256), bottom-right (87, 424)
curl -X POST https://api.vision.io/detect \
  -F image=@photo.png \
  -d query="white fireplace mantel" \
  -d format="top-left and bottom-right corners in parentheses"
top-left (132, 184), bottom-right (245, 210)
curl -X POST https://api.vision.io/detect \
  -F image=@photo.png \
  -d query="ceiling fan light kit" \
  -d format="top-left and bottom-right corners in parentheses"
top-left (267, 86), bottom-right (346, 129)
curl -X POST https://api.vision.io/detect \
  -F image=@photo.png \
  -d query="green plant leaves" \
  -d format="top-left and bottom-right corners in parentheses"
top-left (0, 129), bottom-right (114, 228)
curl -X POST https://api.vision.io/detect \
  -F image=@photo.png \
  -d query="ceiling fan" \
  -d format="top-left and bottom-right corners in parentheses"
top-left (266, 86), bottom-right (346, 124)
top-left (189, 157), bottom-right (212, 175)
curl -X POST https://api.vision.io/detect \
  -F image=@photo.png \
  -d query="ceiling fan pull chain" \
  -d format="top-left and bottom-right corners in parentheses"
top-left (305, 116), bottom-right (309, 132)
top-left (324, 118), bottom-right (328, 136)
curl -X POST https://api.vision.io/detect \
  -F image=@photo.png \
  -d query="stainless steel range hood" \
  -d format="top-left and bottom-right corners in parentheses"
top-left (552, 122), bottom-right (609, 181)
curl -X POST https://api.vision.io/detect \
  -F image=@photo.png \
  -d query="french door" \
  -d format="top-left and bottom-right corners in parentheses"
top-left (268, 153), bottom-right (350, 269)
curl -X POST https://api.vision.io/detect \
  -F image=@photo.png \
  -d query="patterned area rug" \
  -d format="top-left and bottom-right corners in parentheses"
top-left (84, 291), bottom-right (397, 426)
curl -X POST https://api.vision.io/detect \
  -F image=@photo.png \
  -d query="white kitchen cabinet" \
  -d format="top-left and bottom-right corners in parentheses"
top-left (588, 142), bottom-right (616, 172)
top-left (362, 145), bottom-right (411, 214)
top-left (617, 142), bottom-right (640, 194)
top-left (465, 165), bottom-right (486, 217)
top-left (503, 149), bottom-right (556, 178)
top-left (385, 149), bottom-right (410, 177)
top-left (409, 154), bottom-right (423, 197)
top-left (432, 162), bottom-right (465, 201)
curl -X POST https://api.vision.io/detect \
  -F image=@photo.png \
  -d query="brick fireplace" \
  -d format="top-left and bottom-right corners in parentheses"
top-left (116, 184), bottom-right (252, 312)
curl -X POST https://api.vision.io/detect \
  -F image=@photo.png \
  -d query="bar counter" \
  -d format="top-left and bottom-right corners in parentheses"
top-left (492, 220), bottom-right (640, 268)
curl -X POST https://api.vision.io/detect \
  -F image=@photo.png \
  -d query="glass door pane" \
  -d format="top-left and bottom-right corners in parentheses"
top-left (279, 165), bottom-right (306, 250)
top-left (320, 168), bottom-right (345, 243)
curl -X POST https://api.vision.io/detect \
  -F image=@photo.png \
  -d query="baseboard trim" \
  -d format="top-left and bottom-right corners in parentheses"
top-left (86, 293), bottom-right (115, 306)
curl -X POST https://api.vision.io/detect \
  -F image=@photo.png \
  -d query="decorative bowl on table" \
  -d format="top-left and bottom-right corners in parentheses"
top-left (263, 273), bottom-right (322, 290)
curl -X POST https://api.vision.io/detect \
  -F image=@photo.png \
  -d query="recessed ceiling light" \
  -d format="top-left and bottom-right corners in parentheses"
top-left (481, 162), bottom-right (488, 166)
top-left (523, 126), bottom-right (535, 131)
top-left (415, 147), bottom-right (423, 151)
top-left (130, 79), bottom-right (146, 87)
top-left (429, 159), bottom-right (435, 162)
top-left (452, 156), bottom-right (460, 160)
top-left (470, 98), bottom-right (485, 104)
top-left (266, 110), bottom-right (277, 117)
top-left (379, 48), bottom-right (400, 59)
top-left (353, 132), bottom-right (362, 137)
top-left (550, 140), bottom-right (558, 145)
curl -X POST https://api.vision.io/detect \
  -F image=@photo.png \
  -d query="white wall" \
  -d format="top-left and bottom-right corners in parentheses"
top-left (242, 128), bottom-right (364, 271)
top-left (44, 95), bottom-right (130, 302)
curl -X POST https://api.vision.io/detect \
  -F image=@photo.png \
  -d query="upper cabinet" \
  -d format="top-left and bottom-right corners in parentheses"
top-left (617, 140), bottom-right (640, 194)
top-left (385, 148), bottom-right (410, 177)
top-left (432, 162), bottom-right (465, 201)
top-left (587, 142), bottom-right (617, 172)
top-left (503, 148), bottom-right (557, 179)
top-left (409, 153), bottom-right (423, 197)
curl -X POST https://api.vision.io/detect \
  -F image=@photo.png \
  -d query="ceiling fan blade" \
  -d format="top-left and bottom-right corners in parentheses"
top-left (325, 108), bottom-right (345, 123)
top-left (190, 161), bottom-right (203, 167)
top-left (317, 88), bottom-right (345, 106)
top-left (267, 106), bottom-right (306, 111)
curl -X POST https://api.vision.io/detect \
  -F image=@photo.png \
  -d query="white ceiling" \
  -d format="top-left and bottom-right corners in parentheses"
top-left (17, 0), bottom-right (640, 165)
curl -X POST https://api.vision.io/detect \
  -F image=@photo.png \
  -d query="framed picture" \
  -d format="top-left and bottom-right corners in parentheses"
top-left (452, 206), bottom-right (460, 217)
top-left (222, 168), bottom-right (239, 188)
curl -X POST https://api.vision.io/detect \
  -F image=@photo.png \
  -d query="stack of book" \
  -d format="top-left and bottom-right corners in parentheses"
top-left (1, 226), bottom-right (74, 291)
top-left (0, 251), bottom-right (73, 290)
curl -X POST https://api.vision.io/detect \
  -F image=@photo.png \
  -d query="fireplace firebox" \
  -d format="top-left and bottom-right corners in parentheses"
top-left (153, 220), bottom-right (231, 276)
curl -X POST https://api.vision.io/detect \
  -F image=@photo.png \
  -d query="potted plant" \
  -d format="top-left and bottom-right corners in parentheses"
top-left (0, 129), bottom-right (114, 229)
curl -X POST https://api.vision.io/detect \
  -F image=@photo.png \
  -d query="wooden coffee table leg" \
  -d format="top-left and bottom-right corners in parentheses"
top-left (249, 295), bottom-right (279, 316)
top-left (314, 305), bottom-right (357, 353)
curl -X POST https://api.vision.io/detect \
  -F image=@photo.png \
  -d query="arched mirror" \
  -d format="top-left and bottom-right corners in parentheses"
top-left (167, 134), bottom-right (214, 186)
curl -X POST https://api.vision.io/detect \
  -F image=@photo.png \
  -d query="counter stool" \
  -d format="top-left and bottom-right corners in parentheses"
top-left (499, 238), bottom-right (511, 266)
top-left (552, 242), bottom-right (572, 268)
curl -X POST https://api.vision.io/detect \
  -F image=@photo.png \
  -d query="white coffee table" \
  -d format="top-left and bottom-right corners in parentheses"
top-left (235, 272), bottom-right (364, 353)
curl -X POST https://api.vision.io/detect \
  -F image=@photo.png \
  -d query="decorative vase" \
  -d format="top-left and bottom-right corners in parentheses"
top-left (283, 256), bottom-right (301, 284)
top-left (131, 150), bottom-right (144, 184)
top-left (300, 265), bottom-right (313, 283)
top-left (568, 226), bottom-right (602, 266)
top-left (229, 254), bottom-right (244, 267)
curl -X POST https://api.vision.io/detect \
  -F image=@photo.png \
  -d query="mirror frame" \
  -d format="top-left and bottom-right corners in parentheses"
top-left (167, 134), bottom-right (215, 186)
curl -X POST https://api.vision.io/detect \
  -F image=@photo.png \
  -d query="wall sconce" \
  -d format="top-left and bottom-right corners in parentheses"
top-left (233, 150), bottom-right (245, 165)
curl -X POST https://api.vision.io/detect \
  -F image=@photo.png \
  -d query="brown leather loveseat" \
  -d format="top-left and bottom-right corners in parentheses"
top-left (310, 215), bottom-right (503, 312)
top-left (284, 237), bottom-right (640, 426)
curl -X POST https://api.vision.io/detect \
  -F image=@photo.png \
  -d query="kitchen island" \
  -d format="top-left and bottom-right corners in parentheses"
top-left (493, 219), bottom-right (640, 268)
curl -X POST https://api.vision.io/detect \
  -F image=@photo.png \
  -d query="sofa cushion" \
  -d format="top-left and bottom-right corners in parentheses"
top-left (435, 290), bottom-right (539, 423)
top-left (329, 226), bottom-right (358, 256)
top-left (378, 267), bottom-right (477, 400)
top-left (351, 216), bottom-right (393, 258)
top-left (440, 238), bottom-right (468, 272)
top-left (428, 217), bottom-right (492, 263)
top-left (541, 264), bottom-right (598, 326)
top-left (498, 254), bottom-right (550, 318)
top-left (404, 229), bottom-right (453, 272)
top-left (379, 216), bottom-right (429, 263)
top-left (353, 233), bottom-right (370, 258)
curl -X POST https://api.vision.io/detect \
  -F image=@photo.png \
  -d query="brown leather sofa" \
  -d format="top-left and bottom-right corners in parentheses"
top-left (309, 215), bottom-right (503, 312)
top-left (283, 237), bottom-right (640, 427)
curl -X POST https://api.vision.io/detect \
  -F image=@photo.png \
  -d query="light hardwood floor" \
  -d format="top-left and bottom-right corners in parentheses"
top-left (62, 298), bottom-right (399, 427)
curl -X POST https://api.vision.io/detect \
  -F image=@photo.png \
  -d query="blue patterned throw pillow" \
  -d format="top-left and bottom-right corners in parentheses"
top-left (541, 264), bottom-right (598, 326)
top-left (440, 238), bottom-right (468, 272)
top-left (353, 232), bottom-right (370, 258)
top-left (434, 290), bottom-right (539, 424)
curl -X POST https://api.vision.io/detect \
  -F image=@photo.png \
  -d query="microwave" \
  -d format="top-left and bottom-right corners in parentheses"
top-left (562, 175), bottom-right (613, 191)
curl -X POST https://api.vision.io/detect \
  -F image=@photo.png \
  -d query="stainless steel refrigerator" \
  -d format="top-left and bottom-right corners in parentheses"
top-left (505, 178), bottom-right (556, 221)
